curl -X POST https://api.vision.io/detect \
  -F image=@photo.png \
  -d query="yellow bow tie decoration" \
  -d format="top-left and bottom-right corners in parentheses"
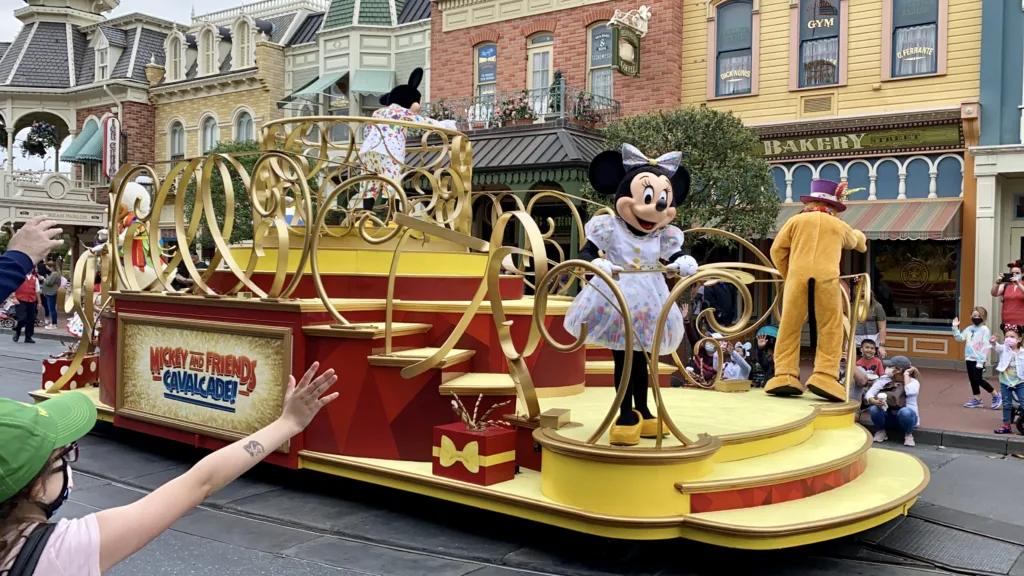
top-left (438, 435), bottom-right (480, 473)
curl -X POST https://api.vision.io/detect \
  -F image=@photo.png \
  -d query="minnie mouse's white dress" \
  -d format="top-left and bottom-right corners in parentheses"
top-left (564, 214), bottom-right (685, 352)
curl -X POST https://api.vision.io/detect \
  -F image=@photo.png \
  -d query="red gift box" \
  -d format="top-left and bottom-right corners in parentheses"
top-left (42, 354), bottom-right (100, 391)
top-left (431, 422), bottom-right (516, 486)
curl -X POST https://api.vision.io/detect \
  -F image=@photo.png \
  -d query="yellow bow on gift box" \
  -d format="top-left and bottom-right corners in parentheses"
top-left (438, 435), bottom-right (480, 473)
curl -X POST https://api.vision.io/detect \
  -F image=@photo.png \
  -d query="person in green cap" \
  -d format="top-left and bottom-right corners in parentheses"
top-left (0, 362), bottom-right (337, 575)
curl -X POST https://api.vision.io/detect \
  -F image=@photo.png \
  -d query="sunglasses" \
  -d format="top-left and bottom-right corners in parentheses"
top-left (54, 442), bottom-right (79, 464)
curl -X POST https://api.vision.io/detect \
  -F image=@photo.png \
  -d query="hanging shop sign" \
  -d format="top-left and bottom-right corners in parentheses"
top-left (609, 5), bottom-right (649, 78)
top-left (117, 314), bottom-right (293, 444)
top-left (102, 116), bottom-right (120, 179)
top-left (758, 123), bottom-right (962, 160)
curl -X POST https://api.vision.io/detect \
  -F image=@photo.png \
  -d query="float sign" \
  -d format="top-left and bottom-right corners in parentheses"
top-left (118, 316), bottom-right (291, 440)
top-left (103, 116), bottom-right (121, 179)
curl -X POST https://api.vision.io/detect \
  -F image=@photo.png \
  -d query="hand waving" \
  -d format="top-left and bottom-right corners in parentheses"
top-left (757, 334), bottom-right (768, 349)
top-left (280, 362), bottom-right (338, 433)
top-left (951, 317), bottom-right (960, 330)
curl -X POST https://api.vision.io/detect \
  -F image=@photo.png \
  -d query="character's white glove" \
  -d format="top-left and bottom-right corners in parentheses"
top-left (591, 258), bottom-right (623, 277)
top-left (439, 120), bottom-right (458, 131)
top-left (666, 255), bottom-right (698, 277)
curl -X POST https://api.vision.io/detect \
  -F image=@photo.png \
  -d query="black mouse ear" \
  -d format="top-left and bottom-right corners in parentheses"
top-left (407, 68), bottom-right (423, 90)
top-left (589, 150), bottom-right (626, 195)
top-left (670, 166), bottom-right (691, 206)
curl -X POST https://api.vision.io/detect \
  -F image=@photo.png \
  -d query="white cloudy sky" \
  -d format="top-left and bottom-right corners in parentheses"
top-left (0, 0), bottom-right (246, 172)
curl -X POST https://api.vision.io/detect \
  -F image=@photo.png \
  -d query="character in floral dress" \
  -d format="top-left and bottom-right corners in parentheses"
top-left (358, 68), bottom-right (457, 211)
top-left (564, 144), bottom-right (698, 446)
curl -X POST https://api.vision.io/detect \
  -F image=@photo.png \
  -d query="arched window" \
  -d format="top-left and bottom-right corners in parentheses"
top-left (715, 1), bottom-right (754, 97)
top-left (234, 111), bottom-right (253, 141)
top-left (235, 21), bottom-right (251, 68)
top-left (168, 37), bottom-right (182, 81)
top-left (201, 30), bottom-right (216, 75)
top-left (201, 117), bottom-right (218, 153)
top-left (587, 24), bottom-right (613, 100)
top-left (170, 121), bottom-right (185, 159)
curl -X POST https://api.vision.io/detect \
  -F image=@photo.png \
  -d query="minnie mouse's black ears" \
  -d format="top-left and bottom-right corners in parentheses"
top-left (588, 150), bottom-right (626, 195)
top-left (670, 165), bottom-right (691, 206)
top-left (407, 68), bottom-right (423, 90)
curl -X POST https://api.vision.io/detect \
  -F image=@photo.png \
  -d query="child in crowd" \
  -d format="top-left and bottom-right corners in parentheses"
top-left (856, 339), bottom-right (885, 380)
top-left (751, 325), bottom-right (776, 388)
top-left (720, 341), bottom-right (752, 381)
top-left (988, 326), bottom-right (1024, 434)
top-left (952, 309), bottom-right (1001, 410)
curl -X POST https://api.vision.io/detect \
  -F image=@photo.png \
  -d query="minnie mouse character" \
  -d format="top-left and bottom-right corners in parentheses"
top-left (564, 143), bottom-right (698, 446)
top-left (358, 68), bottom-right (457, 211)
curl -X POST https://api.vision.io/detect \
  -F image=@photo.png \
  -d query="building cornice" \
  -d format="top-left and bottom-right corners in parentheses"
top-left (752, 107), bottom-right (964, 139)
top-left (150, 70), bottom-right (263, 103)
top-left (0, 78), bottom-right (147, 97)
top-left (13, 5), bottom-right (105, 27)
top-left (78, 13), bottom-right (183, 32)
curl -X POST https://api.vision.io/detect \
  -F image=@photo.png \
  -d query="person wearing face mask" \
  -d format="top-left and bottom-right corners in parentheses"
top-left (864, 356), bottom-right (921, 447)
top-left (991, 261), bottom-right (1024, 332)
top-left (952, 308), bottom-right (1000, 410)
top-left (0, 363), bottom-right (337, 575)
top-left (986, 327), bottom-right (1024, 435)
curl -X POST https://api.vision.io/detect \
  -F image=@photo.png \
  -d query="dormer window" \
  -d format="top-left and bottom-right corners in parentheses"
top-left (235, 20), bottom-right (252, 69)
top-left (168, 36), bottom-right (182, 81)
top-left (95, 36), bottom-right (110, 81)
top-left (200, 30), bottom-right (216, 76)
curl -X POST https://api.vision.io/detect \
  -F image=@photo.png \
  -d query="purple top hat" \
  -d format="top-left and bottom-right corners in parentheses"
top-left (800, 179), bottom-right (847, 212)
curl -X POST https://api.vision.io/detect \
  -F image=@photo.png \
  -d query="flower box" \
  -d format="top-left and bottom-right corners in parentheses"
top-left (431, 422), bottom-right (516, 486)
top-left (42, 354), bottom-right (100, 391)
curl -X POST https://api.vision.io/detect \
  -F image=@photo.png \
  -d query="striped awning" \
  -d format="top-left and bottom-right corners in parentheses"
top-left (770, 199), bottom-right (962, 241)
top-left (61, 120), bottom-right (99, 163)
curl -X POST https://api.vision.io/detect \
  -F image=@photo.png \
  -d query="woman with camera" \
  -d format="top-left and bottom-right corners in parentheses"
top-left (991, 261), bottom-right (1024, 329)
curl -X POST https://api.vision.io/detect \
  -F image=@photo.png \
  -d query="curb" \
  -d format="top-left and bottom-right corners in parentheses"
top-left (901, 426), bottom-right (1024, 456)
top-left (0, 327), bottom-right (76, 343)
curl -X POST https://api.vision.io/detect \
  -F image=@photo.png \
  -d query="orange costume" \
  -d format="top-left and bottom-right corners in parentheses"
top-left (766, 180), bottom-right (866, 402)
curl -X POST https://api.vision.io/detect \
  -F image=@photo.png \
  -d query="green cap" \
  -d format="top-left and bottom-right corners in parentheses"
top-left (0, 393), bottom-right (97, 502)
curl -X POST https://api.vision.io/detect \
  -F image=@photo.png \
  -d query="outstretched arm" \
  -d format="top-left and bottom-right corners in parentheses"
top-left (96, 363), bottom-right (338, 573)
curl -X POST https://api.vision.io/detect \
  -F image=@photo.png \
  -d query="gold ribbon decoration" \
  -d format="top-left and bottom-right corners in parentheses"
top-left (438, 435), bottom-right (480, 473)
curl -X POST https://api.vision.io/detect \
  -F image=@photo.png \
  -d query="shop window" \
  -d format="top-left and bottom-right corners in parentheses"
top-left (714, 1), bottom-right (754, 97)
top-left (587, 24), bottom-right (613, 101)
top-left (886, 0), bottom-right (945, 79)
top-left (871, 240), bottom-right (959, 327)
top-left (797, 0), bottom-right (841, 87)
top-left (169, 121), bottom-right (185, 160)
top-left (234, 112), bottom-right (253, 141)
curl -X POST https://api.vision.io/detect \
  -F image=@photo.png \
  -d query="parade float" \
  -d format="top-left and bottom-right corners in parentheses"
top-left (32, 114), bottom-right (928, 550)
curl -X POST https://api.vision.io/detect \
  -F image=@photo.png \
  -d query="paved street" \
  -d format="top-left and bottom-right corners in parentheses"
top-left (3, 338), bottom-right (1024, 575)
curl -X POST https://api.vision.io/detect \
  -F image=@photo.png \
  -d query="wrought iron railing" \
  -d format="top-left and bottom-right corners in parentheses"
top-left (423, 85), bottom-right (621, 131)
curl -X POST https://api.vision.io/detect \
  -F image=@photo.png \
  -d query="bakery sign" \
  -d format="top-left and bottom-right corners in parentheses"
top-left (758, 124), bottom-right (962, 159)
top-left (103, 116), bottom-right (120, 179)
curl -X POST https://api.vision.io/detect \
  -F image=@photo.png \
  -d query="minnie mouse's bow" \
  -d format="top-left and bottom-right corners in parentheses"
top-left (621, 143), bottom-right (682, 176)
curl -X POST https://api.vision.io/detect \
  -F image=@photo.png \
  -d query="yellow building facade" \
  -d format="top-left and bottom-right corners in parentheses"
top-left (681, 0), bottom-right (982, 367)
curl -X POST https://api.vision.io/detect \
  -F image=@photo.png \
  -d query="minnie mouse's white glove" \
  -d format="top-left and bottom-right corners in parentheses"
top-left (666, 255), bottom-right (698, 277)
top-left (439, 120), bottom-right (458, 131)
top-left (591, 258), bottom-right (623, 277)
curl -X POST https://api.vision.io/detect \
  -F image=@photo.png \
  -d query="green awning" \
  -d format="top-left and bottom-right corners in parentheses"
top-left (277, 72), bottom-right (347, 108)
top-left (61, 120), bottom-right (98, 163)
top-left (351, 70), bottom-right (395, 96)
top-left (67, 123), bottom-right (103, 164)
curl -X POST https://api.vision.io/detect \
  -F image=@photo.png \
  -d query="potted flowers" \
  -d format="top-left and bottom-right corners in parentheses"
top-left (22, 121), bottom-right (59, 158)
top-left (497, 91), bottom-right (537, 126)
top-left (429, 100), bottom-right (457, 122)
top-left (572, 93), bottom-right (603, 129)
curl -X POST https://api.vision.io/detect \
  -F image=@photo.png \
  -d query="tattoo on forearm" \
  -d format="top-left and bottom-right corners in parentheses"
top-left (243, 440), bottom-right (266, 458)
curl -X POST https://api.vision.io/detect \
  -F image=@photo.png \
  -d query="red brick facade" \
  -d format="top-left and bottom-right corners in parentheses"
top-left (74, 100), bottom-right (155, 166)
top-left (429, 0), bottom-right (683, 116)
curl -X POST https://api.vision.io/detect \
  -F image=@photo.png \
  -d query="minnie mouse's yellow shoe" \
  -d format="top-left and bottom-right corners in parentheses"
top-left (640, 417), bottom-right (668, 438)
top-left (609, 410), bottom-right (643, 446)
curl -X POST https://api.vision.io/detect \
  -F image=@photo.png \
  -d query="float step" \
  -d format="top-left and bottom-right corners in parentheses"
top-left (682, 449), bottom-right (927, 548)
top-left (677, 426), bottom-right (872, 502)
top-left (439, 373), bottom-right (517, 396)
top-left (585, 360), bottom-right (677, 375)
top-left (303, 322), bottom-right (432, 340)
top-left (368, 347), bottom-right (475, 369)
